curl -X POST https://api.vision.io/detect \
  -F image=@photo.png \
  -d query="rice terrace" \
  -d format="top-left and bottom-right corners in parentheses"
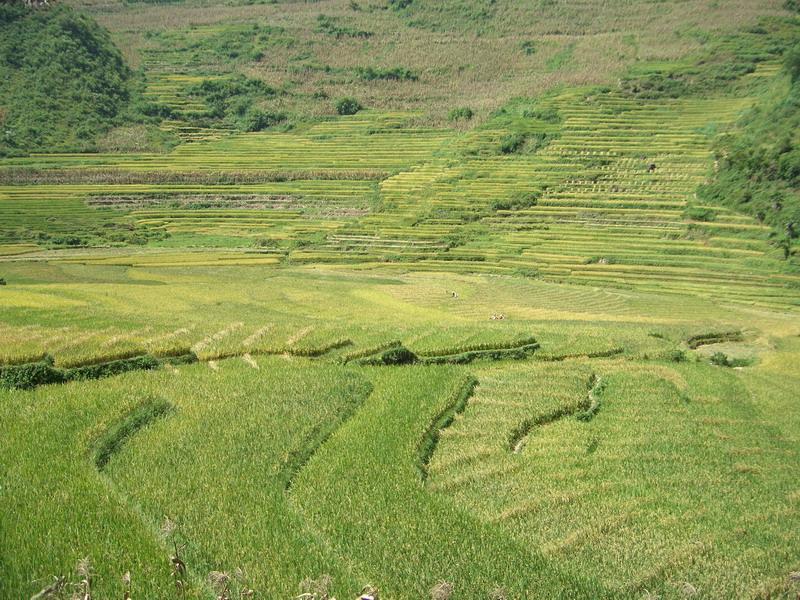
top-left (2, 0), bottom-right (800, 597)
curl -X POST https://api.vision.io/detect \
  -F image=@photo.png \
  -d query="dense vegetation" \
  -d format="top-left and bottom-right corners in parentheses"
top-left (700, 45), bottom-right (800, 257)
top-left (0, 2), bottom-right (153, 154)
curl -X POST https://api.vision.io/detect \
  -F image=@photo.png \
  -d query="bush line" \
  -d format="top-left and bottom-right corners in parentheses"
top-left (354, 340), bottom-right (540, 366)
top-left (414, 336), bottom-right (538, 358)
top-left (686, 330), bottom-right (744, 349)
top-left (419, 342), bottom-right (540, 365)
top-left (0, 353), bottom-right (197, 391)
top-left (535, 347), bottom-right (624, 362)
top-left (341, 340), bottom-right (402, 363)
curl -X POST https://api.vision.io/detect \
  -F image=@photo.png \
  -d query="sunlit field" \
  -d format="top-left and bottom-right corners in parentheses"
top-left (2, 0), bottom-right (800, 598)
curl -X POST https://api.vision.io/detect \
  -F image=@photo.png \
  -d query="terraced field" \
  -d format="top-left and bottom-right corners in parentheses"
top-left (428, 359), bottom-right (800, 597)
top-left (2, 5), bottom-right (800, 599)
top-left (3, 65), bottom-right (797, 309)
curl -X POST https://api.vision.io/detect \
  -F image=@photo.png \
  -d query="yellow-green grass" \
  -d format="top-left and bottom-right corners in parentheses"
top-left (0, 263), bottom-right (795, 369)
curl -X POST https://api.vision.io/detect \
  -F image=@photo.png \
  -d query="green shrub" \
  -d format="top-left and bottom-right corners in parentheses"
top-left (357, 66), bottom-right (417, 81)
top-left (522, 106), bottom-right (561, 123)
top-left (0, 3), bottom-right (138, 154)
top-left (237, 108), bottom-right (286, 132)
top-left (684, 206), bottom-right (716, 222)
top-left (65, 355), bottom-right (160, 381)
top-left (785, 42), bottom-right (800, 83)
top-left (710, 352), bottom-right (733, 367)
top-left (316, 14), bottom-right (372, 38)
top-left (335, 97), bottom-right (362, 115)
top-left (499, 132), bottom-right (527, 154)
top-left (187, 75), bottom-right (276, 122)
top-left (448, 106), bottom-right (474, 121)
top-left (492, 191), bottom-right (540, 211)
top-left (356, 346), bottom-right (418, 366)
top-left (520, 40), bottom-right (536, 55)
top-left (698, 50), bottom-right (800, 247)
top-left (668, 349), bottom-right (687, 362)
top-left (0, 356), bottom-right (64, 390)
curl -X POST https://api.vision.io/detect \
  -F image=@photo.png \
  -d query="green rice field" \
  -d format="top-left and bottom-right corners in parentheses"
top-left (1, 1), bottom-right (799, 598)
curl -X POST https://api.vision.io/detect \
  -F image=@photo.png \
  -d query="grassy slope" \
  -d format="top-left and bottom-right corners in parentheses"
top-left (700, 51), bottom-right (800, 255)
top-left (429, 360), bottom-right (800, 598)
top-left (79, 0), bottom-right (786, 126)
top-left (1, 277), bottom-right (798, 597)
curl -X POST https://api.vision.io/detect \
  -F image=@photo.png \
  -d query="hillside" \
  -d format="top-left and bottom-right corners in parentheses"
top-left (1, 1), bottom-right (800, 599)
top-left (0, 2), bottom-right (171, 155)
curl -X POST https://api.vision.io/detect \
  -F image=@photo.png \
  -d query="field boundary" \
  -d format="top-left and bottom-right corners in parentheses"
top-left (417, 375), bottom-right (479, 481)
top-left (509, 373), bottom-right (603, 453)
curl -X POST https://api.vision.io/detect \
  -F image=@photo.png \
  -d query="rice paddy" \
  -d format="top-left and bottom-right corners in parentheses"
top-left (2, 2), bottom-right (800, 598)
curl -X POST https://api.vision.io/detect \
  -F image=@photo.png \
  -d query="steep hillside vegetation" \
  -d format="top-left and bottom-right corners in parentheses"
top-left (700, 43), bottom-right (800, 258)
top-left (0, 2), bottom-right (166, 155)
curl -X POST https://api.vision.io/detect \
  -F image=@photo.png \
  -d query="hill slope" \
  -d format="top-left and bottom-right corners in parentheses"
top-left (0, 2), bottom-right (150, 154)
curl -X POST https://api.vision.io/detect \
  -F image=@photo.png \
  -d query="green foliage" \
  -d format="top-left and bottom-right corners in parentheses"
top-left (499, 132), bottom-right (526, 154)
top-left (65, 355), bottom-right (160, 381)
top-left (684, 205), bottom-right (716, 222)
top-left (619, 18), bottom-right (796, 100)
top-left (785, 42), bottom-right (800, 83)
top-left (709, 351), bottom-right (750, 367)
top-left (448, 106), bottom-right (474, 121)
top-left (186, 75), bottom-right (283, 131)
top-left (93, 398), bottom-right (173, 469)
top-left (419, 341), bottom-right (539, 365)
top-left (0, 356), bottom-right (64, 390)
top-left (492, 191), bottom-right (539, 211)
top-left (498, 132), bottom-right (555, 155)
top-left (520, 40), bottom-right (536, 55)
top-left (686, 330), bottom-right (744, 349)
top-left (335, 97), bottom-right (362, 115)
top-left (316, 14), bottom-right (371, 39)
top-left (0, 4), bottom-right (136, 154)
top-left (357, 66), bottom-right (418, 81)
top-left (699, 53), bottom-right (800, 254)
top-left (521, 106), bottom-right (560, 123)
top-left (145, 23), bottom-right (284, 64)
top-left (0, 354), bottom-right (161, 390)
top-left (355, 345), bottom-right (418, 365)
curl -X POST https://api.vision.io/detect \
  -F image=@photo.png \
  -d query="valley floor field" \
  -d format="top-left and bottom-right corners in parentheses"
top-left (1, 263), bottom-right (799, 598)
